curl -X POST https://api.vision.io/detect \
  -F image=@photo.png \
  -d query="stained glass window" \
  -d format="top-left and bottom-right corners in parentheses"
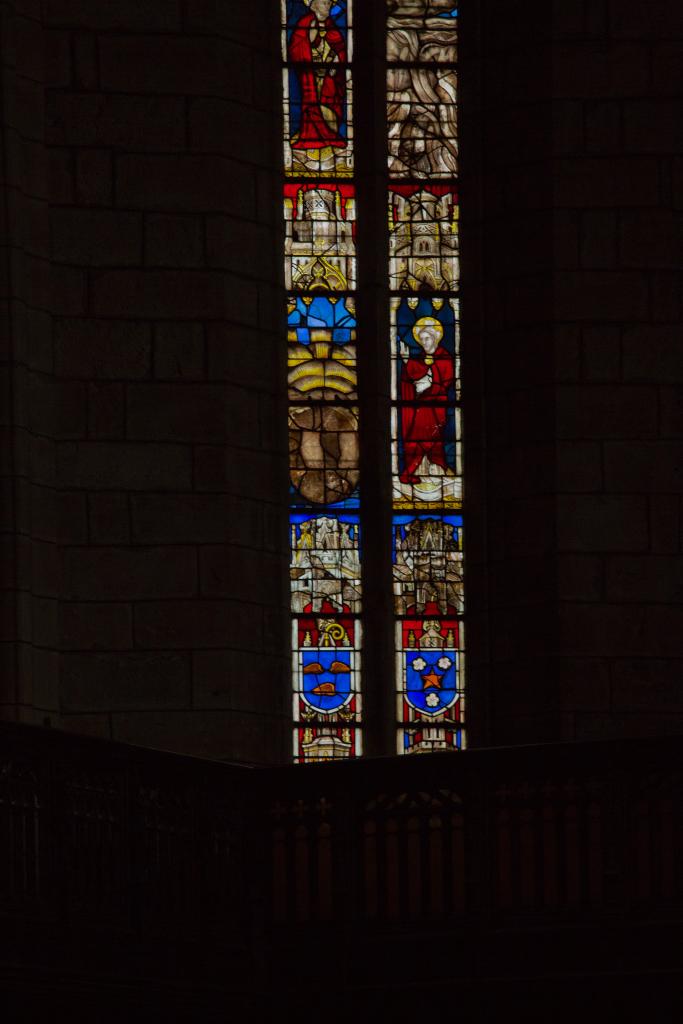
top-left (287, 295), bottom-right (357, 400)
top-left (280, 0), bottom-right (462, 760)
top-left (282, 0), bottom-right (361, 761)
top-left (391, 296), bottom-right (461, 509)
top-left (387, 2), bottom-right (464, 755)
top-left (388, 185), bottom-right (459, 291)
top-left (396, 617), bottom-right (464, 754)
top-left (282, 0), bottom-right (353, 177)
top-left (284, 183), bottom-right (356, 290)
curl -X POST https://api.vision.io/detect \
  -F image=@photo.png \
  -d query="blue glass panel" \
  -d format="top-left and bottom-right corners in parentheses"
top-left (288, 295), bottom-right (357, 400)
top-left (288, 295), bottom-right (356, 343)
top-left (404, 648), bottom-right (458, 716)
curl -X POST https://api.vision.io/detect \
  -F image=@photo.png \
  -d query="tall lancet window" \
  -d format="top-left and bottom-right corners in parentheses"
top-left (387, 2), bottom-right (464, 754)
top-left (281, 0), bottom-right (462, 760)
top-left (282, 0), bottom-right (361, 762)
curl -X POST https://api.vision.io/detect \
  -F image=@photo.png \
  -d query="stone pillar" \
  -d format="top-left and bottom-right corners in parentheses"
top-left (6, 0), bottom-right (289, 761)
top-left (1, 0), bottom-right (62, 724)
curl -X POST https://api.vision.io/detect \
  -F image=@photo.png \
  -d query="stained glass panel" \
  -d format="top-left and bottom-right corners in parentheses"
top-left (386, 2), bottom-right (458, 63)
top-left (392, 514), bottom-right (464, 615)
top-left (282, 0), bottom-right (353, 62)
top-left (399, 726), bottom-right (464, 755)
top-left (391, 407), bottom-right (461, 509)
top-left (391, 296), bottom-right (459, 401)
top-left (293, 612), bottom-right (362, 761)
top-left (283, 68), bottom-right (354, 178)
top-left (388, 185), bottom-right (458, 291)
top-left (296, 646), bottom-right (359, 715)
top-left (293, 608), bottom-right (362, 762)
top-left (396, 616), bottom-right (464, 721)
top-left (290, 512), bottom-right (361, 615)
top-left (284, 184), bottom-right (356, 290)
top-left (289, 405), bottom-right (360, 508)
top-left (293, 617), bottom-right (361, 710)
top-left (391, 293), bottom-right (461, 508)
top-left (288, 294), bottom-right (357, 400)
top-left (295, 723), bottom-right (362, 762)
top-left (294, 610), bottom-right (358, 650)
top-left (291, 600), bottom-right (361, 761)
top-left (387, 67), bottom-right (457, 178)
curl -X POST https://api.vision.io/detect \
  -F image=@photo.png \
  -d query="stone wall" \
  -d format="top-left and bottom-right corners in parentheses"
top-left (553, 0), bottom-right (683, 741)
top-left (1, 0), bottom-right (58, 721)
top-left (464, 0), bottom-right (683, 743)
top-left (1, 0), bottom-right (289, 761)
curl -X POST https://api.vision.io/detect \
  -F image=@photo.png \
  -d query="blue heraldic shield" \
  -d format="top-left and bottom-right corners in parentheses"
top-left (301, 648), bottom-right (354, 715)
top-left (404, 650), bottom-right (458, 717)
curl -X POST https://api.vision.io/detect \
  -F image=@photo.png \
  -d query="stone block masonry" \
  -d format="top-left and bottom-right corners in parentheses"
top-left (463, 0), bottom-right (683, 744)
top-left (0, 0), bottom-right (288, 761)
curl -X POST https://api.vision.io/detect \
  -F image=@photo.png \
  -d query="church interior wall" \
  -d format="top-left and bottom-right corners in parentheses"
top-left (1, 0), bottom-right (290, 762)
top-left (0, 0), bottom-right (681, 761)
top-left (463, 0), bottom-right (683, 745)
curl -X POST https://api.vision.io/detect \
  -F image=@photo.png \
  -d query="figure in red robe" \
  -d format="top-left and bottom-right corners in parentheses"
top-left (289, 0), bottom-right (347, 150)
top-left (400, 317), bottom-right (454, 484)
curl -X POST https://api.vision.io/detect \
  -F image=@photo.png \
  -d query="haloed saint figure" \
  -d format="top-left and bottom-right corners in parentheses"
top-left (289, 0), bottom-right (347, 153)
top-left (399, 316), bottom-right (454, 485)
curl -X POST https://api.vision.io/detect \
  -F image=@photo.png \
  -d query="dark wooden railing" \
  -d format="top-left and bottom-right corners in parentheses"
top-left (0, 723), bottom-right (681, 1016)
top-left (261, 738), bottom-right (682, 925)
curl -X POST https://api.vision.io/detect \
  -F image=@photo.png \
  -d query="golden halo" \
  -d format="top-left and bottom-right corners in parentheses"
top-left (412, 317), bottom-right (443, 344)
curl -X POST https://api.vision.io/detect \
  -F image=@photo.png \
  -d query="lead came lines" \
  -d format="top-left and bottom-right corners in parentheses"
top-left (282, 1), bottom-right (362, 762)
top-left (387, 1), bottom-right (465, 754)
